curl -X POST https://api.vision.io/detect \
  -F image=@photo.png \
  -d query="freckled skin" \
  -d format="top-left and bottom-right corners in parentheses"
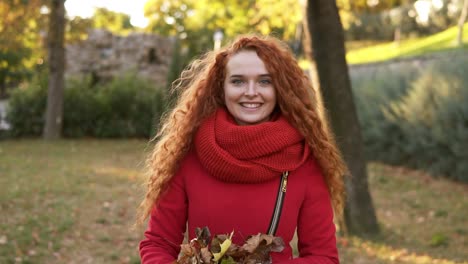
top-left (223, 50), bottom-right (277, 126)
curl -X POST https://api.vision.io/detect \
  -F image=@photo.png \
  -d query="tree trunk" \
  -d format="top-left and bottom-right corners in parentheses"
top-left (303, 0), bottom-right (379, 235)
top-left (43, 0), bottom-right (66, 140)
top-left (458, 0), bottom-right (468, 46)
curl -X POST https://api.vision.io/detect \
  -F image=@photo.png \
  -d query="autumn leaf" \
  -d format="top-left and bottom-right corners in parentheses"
top-left (200, 247), bottom-right (212, 263)
top-left (242, 234), bottom-right (262, 253)
top-left (244, 240), bottom-right (271, 263)
top-left (180, 244), bottom-right (195, 257)
top-left (212, 231), bottom-right (233, 262)
top-left (240, 233), bottom-right (286, 263)
top-left (177, 227), bottom-right (285, 264)
top-left (196, 226), bottom-right (211, 247)
top-left (268, 237), bottom-right (285, 253)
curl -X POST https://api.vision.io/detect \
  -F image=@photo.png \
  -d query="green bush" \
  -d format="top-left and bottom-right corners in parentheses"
top-left (6, 73), bottom-right (48, 137)
top-left (150, 87), bottom-right (168, 138)
top-left (352, 65), bottom-right (419, 164)
top-left (6, 73), bottom-right (168, 138)
top-left (351, 56), bottom-right (468, 182)
top-left (385, 58), bottom-right (468, 181)
top-left (63, 77), bottom-right (102, 137)
top-left (93, 73), bottom-right (159, 138)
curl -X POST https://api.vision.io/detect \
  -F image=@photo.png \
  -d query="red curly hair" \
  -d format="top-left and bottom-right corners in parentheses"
top-left (136, 34), bottom-right (347, 225)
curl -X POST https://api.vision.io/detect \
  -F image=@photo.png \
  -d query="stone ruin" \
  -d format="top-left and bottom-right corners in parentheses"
top-left (66, 29), bottom-right (174, 87)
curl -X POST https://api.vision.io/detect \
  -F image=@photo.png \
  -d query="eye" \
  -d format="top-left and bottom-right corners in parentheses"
top-left (230, 79), bottom-right (244, 85)
top-left (259, 79), bottom-right (272, 85)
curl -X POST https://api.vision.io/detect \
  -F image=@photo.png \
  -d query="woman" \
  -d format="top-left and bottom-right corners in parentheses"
top-left (137, 35), bottom-right (347, 263)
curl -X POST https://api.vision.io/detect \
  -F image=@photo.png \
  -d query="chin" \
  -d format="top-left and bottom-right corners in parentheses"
top-left (238, 118), bottom-right (268, 125)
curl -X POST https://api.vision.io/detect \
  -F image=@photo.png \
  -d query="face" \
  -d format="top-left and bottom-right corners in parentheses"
top-left (223, 50), bottom-right (277, 126)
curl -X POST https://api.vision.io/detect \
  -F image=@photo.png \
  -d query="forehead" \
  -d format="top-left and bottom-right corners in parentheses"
top-left (225, 50), bottom-right (269, 76)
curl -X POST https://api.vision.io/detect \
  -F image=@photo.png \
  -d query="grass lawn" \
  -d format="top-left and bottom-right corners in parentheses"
top-left (0, 139), bottom-right (149, 263)
top-left (346, 23), bottom-right (468, 64)
top-left (1, 140), bottom-right (467, 263)
top-left (339, 164), bottom-right (468, 264)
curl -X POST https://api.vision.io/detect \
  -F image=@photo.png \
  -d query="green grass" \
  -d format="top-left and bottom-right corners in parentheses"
top-left (1, 140), bottom-right (467, 263)
top-left (346, 23), bottom-right (468, 64)
top-left (0, 139), bottom-right (149, 263)
top-left (339, 164), bottom-right (468, 264)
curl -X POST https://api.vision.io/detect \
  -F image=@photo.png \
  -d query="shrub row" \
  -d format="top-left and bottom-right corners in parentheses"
top-left (6, 72), bottom-right (167, 138)
top-left (351, 54), bottom-right (468, 182)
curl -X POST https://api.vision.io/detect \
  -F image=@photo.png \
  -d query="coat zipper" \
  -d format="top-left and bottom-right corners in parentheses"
top-left (267, 171), bottom-right (289, 235)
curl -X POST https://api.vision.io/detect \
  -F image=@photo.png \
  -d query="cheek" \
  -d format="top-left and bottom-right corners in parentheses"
top-left (222, 85), bottom-right (229, 102)
top-left (222, 82), bottom-right (229, 104)
top-left (223, 85), bottom-right (239, 101)
top-left (269, 88), bottom-right (277, 103)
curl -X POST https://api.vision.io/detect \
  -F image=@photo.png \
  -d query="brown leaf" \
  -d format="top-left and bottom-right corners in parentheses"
top-left (241, 234), bottom-right (262, 253)
top-left (180, 244), bottom-right (195, 257)
top-left (226, 242), bottom-right (240, 255)
top-left (248, 240), bottom-right (271, 262)
top-left (270, 237), bottom-right (285, 253)
top-left (259, 234), bottom-right (273, 245)
top-left (240, 234), bottom-right (285, 263)
top-left (200, 247), bottom-right (212, 263)
top-left (195, 226), bottom-right (211, 247)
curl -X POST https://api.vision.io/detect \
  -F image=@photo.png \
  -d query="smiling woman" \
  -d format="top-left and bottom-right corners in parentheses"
top-left (137, 34), bottom-right (348, 263)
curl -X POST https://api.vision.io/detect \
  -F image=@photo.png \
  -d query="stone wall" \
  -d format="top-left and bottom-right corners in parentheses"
top-left (66, 29), bottom-right (174, 86)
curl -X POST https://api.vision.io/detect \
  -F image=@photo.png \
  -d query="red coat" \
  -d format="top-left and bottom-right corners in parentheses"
top-left (140, 150), bottom-right (339, 263)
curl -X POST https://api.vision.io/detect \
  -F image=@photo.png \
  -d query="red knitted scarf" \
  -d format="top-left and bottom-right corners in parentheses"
top-left (194, 108), bottom-right (310, 183)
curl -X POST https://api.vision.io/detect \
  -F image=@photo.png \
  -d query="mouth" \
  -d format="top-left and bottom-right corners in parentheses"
top-left (240, 103), bottom-right (263, 109)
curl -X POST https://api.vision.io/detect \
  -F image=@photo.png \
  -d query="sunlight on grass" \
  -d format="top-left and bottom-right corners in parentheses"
top-left (93, 166), bottom-right (142, 181)
top-left (340, 236), bottom-right (467, 264)
top-left (346, 23), bottom-right (468, 64)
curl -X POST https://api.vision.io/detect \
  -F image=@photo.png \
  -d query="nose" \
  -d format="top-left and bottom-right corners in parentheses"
top-left (244, 81), bottom-right (258, 96)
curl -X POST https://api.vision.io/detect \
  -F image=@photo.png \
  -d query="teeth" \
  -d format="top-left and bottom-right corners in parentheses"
top-left (241, 103), bottom-right (261, 108)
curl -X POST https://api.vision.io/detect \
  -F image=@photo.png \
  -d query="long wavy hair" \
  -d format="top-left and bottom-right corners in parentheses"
top-left (136, 34), bottom-right (347, 225)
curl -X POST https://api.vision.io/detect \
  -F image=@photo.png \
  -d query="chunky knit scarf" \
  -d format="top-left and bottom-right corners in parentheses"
top-left (194, 108), bottom-right (310, 183)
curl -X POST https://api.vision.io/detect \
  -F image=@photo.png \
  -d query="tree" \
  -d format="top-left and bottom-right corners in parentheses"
top-left (303, 0), bottom-right (379, 235)
top-left (66, 8), bottom-right (134, 44)
top-left (67, 16), bottom-right (93, 43)
top-left (92, 7), bottom-right (134, 34)
top-left (143, 0), bottom-right (302, 58)
top-left (144, 0), bottom-right (301, 39)
top-left (0, 0), bottom-right (46, 98)
top-left (144, 0), bottom-right (196, 36)
top-left (43, 0), bottom-right (66, 139)
top-left (336, 0), bottom-right (421, 41)
top-left (458, 0), bottom-right (468, 46)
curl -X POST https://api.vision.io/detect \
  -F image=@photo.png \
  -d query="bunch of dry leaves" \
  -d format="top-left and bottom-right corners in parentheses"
top-left (177, 227), bottom-right (285, 264)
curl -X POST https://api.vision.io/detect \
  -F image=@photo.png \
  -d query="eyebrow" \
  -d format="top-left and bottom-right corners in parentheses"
top-left (228, 74), bottom-right (272, 78)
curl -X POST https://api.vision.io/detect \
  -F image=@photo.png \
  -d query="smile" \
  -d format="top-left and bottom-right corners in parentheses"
top-left (240, 103), bottom-right (262, 108)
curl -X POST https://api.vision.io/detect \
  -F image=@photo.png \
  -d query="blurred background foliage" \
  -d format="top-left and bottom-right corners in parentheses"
top-left (6, 72), bottom-right (166, 138)
top-left (351, 56), bottom-right (468, 182)
top-left (142, 0), bottom-right (304, 81)
top-left (1, 0), bottom-right (466, 96)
